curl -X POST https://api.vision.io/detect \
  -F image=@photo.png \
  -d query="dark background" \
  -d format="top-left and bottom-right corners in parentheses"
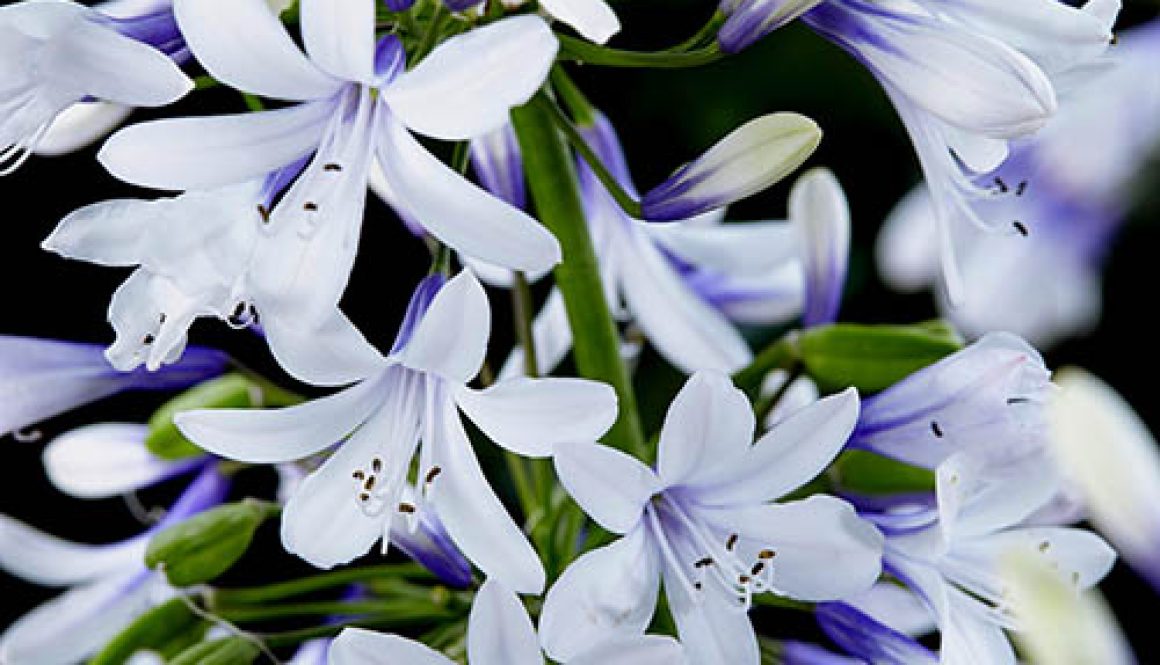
top-left (2, 0), bottom-right (1158, 659)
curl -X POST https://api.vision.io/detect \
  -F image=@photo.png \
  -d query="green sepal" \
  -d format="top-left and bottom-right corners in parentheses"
top-left (799, 322), bottom-right (963, 393)
top-left (830, 450), bottom-right (936, 495)
top-left (146, 499), bottom-right (280, 587)
top-left (169, 637), bottom-right (260, 665)
top-left (146, 373), bottom-right (299, 460)
top-left (90, 598), bottom-right (208, 665)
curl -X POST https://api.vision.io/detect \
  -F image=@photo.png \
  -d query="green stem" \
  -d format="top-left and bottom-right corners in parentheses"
top-left (733, 332), bottom-right (801, 400)
top-left (531, 93), bottom-right (642, 219)
top-left (753, 363), bottom-right (803, 425)
top-left (260, 610), bottom-right (454, 648)
top-left (664, 11), bottom-right (727, 52)
top-left (752, 594), bottom-right (815, 613)
top-left (512, 272), bottom-right (540, 378)
top-left (510, 93), bottom-right (648, 460)
top-left (217, 601), bottom-right (442, 623)
top-left (549, 67), bottom-right (596, 127)
top-left (557, 35), bottom-right (724, 69)
top-left (208, 563), bottom-right (431, 606)
top-left (412, 3), bottom-right (451, 64)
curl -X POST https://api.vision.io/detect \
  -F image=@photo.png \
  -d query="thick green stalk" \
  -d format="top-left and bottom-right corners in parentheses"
top-left (510, 94), bottom-right (647, 460)
top-left (557, 35), bottom-right (724, 69)
top-left (733, 332), bottom-right (801, 400)
top-left (208, 564), bottom-right (431, 606)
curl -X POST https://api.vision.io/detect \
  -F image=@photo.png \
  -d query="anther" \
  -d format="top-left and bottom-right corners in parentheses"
top-left (751, 562), bottom-right (765, 576)
top-left (398, 502), bottom-right (417, 514)
top-left (1015, 180), bottom-right (1028, 197)
top-left (758, 549), bottom-right (776, 560)
top-left (425, 466), bottom-right (442, 484)
top-left (372, 458), bottom-right (382, 472)
top-left (303, 201), bottom-right (319, 212)
top-left (256, 204), bottom-right (271, 222)
top-left (142, 333), bottom-right (156, 345)
top-left (694, 582), bottom-right (703, 590)
top-left (352, 470), bottom-right (365, 480)
top-left (931, 421), bottom-right (944, 438)
top-left (694, 557), bottom-right (714, 568)
top-left (158, 313), bottom-right (167, 324)
top-left (359, 492), bottom-right (370, 502)
top-left (993, 176), bottom-right (1009, 194)
top-left (1038, 540), bottom-right (1050, 553)
top-left (739, 574), bottom-right (751, 584)
top-left (364, 476), bottom-right (376, 491)
top-left (1013, 221), bottom-right (1029, 237)
top-left (726, 534), bottom-right (739, 551)
top-left (324, 163), bottom-right (343, 172)
top-left (1007, 397), bottom-right (1030, 405)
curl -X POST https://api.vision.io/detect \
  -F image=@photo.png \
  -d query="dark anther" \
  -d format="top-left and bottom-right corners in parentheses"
top-left (257, 204), bottom-right (271, 222)
top-left (1013, 221), bottom-right (1029, 237)
top-left (1111, 33), bottom-right (1118, 45)
top-left (1007, 397), bottom-right (1030, 405)
top-left (324, 162), bottom-right (343, 172)
top-left (931, 421), bottom-right (944, 438)
top-left (739, 574), bottom-right (751, 584)
top-left (694, 582), bottom-right (703, 590)
top-left (142, 333), bottom-right (156, 345)
top-left (359, 492), bottom-right (370, 502)
top-left (398, 502), bottom-right (417, 514)
top-left (726, 534), bottom-right (739, 551)
top-left (694, 557), bottom-right (714, 568)
top-left (993, 176), bottom-right (1009, 193)
top-left (425, 466), bottom-right (442, 484)
top-left (372, 458), bottom-right (382, 472)
top-left (303, 201), bottom-right (319, 212)
top-left (758, 549), bottom-right (776, 560)
top-left (751, 562), bottom-right (765, 576)
top-left (1039, 541), bottom-right (1051, 553)
top-left (158, 313), bottom-right (167, 324)
top-left (1016, 180), bottom-right (1028, 197)
top-left (352, 470), bottom-right (365, 480)
top-left (364, 476), bottom-right (376, 491)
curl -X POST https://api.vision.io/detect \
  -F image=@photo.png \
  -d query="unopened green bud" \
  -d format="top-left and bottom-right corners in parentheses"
top-left (146, 499), bottom-right (280, 587)
top-left (799, 321), bottom-right (963, 393)
top-left (146, 373), bottom-right (300, 460)
top-left (90, 598), bottom-right (208, 665)
top-left (170, 637), bottom-right (260, 665)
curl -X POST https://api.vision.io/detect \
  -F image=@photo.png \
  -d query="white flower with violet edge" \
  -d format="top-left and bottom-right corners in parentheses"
top-left (175, 271), bottom-right (618, 594)
top-left (330, 578), bottom-right (686, 664)
top-left (542, 370), bottom-right (883, 664)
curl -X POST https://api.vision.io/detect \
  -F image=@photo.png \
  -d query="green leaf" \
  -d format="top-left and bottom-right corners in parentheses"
top-left (169, 637), bottom-right (260, 665)
top-left (799, 322), bottom-right (963, 393)
top-left (830, 450), bottom-right (935, 495)
top-left (90, 598), bottom-right (208, 665)
top-left (146, 500), bottom-right (280, 587)
top-left (146, 373), bottom-right (300, 460)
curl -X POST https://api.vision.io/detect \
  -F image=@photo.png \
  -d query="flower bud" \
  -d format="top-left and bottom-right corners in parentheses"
top-left (170, 637), bottom-right (260, 665)
top-left (641, 113), bottom-right (821, 221)
top-left (90, 598), bottom-right (208, 665)
top-left (146, 499), bottom-right (280, 587)
top-left (798, 321), bottom-right (963, 394)
top-left (718, 0), bottom-right (826, 53)
top-left (790, 167), bottom-right (850, 328)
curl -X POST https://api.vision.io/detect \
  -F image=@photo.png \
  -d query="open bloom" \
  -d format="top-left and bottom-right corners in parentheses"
top-left (331, 578), bottom-right (685, 664)
top-left (879, 19), bottom-right (1160, 346)
top-left (873, 452), bottom-right (1116, 664)
top-left (0, 335), bottom-right (226, 437)
top-left (99, 1), bottom-right (561, 382)
top-left (786, 0), bottom-right (1119, 301)
top-left (176, 271), bottom-right (618, 594)
top-left (0, 465), bottom-right (228, 664)
top-left (542, 371), bottom-right (882, 664)
top-left (0, 0), bottom-right (192, 174)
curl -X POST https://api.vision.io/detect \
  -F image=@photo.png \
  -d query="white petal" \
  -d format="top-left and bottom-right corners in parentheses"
top-left (431, 396), bottom-right (545, 593)
top-left (467, 579), bottom-right (542, 665)
top-left (300, 0), bottom-right (375, 83)
top-left (378, 117), bottom-right (561, 272)
top-left (383, 16), bottom-right (557, 140)
top-left (539, 525), bottom-right (661, 662)
top-left (33, 102), bottom-right (131, 156)
top-left (688, 388), bottom-right (859, 505)
top-left (791, 167), bottom-right (850, 327)
top-left (498, 288), bottom-right (573, 380)
top-left (44, 198), bottom-right (156, 267)
top-left (713, 496), bottom-right (884, 601)
top-left (875, 185), bottom-right (941, 292)
top-left (454, 377), bottom-right (617, 458)
top-left (175, 376), bottom-right (384, 463)
top-left (615, 224), bottom-right (752, 373)
top-left (554, 441), bottom-right (657, 534)
top-left (664, 565), bottom-right (759, 665)
top-left (0, 573), bottom-right (154, 665)
top-left (539, 0), bottom-right (620, 44)
top-left (570, 635), bottom-right (686, 665)
top-left (656, 370), bottom-right (755, 488)
top-left (953, 527), bottom-right (1116, 592)
top-left (43, 423), bottom-right (200, 499)
top-left (0, 515), bottom-right (145, 586)
top-left (395, 270), bottom-right (490, 384)
top-left (844, 583), bottom-right (936, 638)
top-left (261, 308), bottom-right (386, 387)
top-left (938, 589), bottom-right (1017, 665)
top-left (173, 0), bottom-right (341, 100)
top-left (936, 451), bottom-right (1059, 540)
top-left (99, 102), bottom-right (332, 190)
top-left (645, 220), bottom-right (799, 276)
top-left (329, 628), bottom-right (453, 665)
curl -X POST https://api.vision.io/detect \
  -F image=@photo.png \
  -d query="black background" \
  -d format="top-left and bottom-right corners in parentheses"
top-left (2, 0), bottom-right (1158, 659)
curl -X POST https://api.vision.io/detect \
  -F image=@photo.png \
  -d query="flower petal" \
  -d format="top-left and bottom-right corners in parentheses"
top-left (300, 0), bottom-right (375, 83)
top-left (554, 441), bottom-right (658, 534)
top-left (454, 377), bottom-right (617, 458)
top-left (791, 168), bottom-right (850, 327)
top-left (175, 376), bottom-right (383, 464)
top-left (382, 16), bottom-right (557, 140)
top-left (43, 423), bottom-right (201, 499)
top-left (377, 116), bottom-right (561, 272)
top-left (329, 628), bottom-right (453, 665)
top-left (539, 525), bottom-right (661, 662)
top-left (539, 0), bottom-right (621, 44)
top-left (645, 219), bottom-right (799, 276)
top-left (0, 515), bottom-right (146, 586)
top-left (688, 388), bottom-right (859, 505)
top-left (173, 0), bottom-right (341, 100)
top-left (99, 102), bottom-right (333, 190)
top-left (657, 370), bottom-right (755, 489)
top-left (467, 579), bottom-right (541, 665)
top-left (664, 564), bottom-right (759, 665)
top-left (569, 635), bottom-right (687, 665)
top-left (395, 270), bottom-right (490, 384)
top-left (33, 102), bottom-right (132, 156)
top-left (261, 308), bottom-right (386, 387)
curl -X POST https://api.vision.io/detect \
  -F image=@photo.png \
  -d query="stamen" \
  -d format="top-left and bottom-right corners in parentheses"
top-left (424, 466), bottom-right (442, 484)
top-left (1006, 397), bottom-right (1030, 405)
top-left (352, 470), bottom-right (365, 480)
top-left (372, 458), bottom-right (383, 473)
top-left (726, 534), bottom-right (739, 551)
top-left (256, 204), bottom-right (271, 222)
top-left (1015, 180), bottom-right (1028, 197)
top-left (1013, 221), bottom-right (1029, 237)
top-left (931, 421), bottom-right (944, 438)
top-left (694, 557), bottom-right (714, 568)
top-left (303, 201), bottom-right (319, 212)
top-left (324, 162), bottom-right (343, 172)
top-left (142, 333), bottom-right (156, 345)
top-left (751, 562), bottom-right (765, 576)
top-left (758, 549), bottom-right (776, 560)
top-left (992, 176), bottom-right (1009, 194)
top-left (398, 502), bottom-right (416, 514)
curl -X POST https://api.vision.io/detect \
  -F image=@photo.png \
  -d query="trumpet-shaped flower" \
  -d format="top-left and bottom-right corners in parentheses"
top-left (542, 371), bottom-right (883, 664)
top-left (175, 271), bottom-right (618, 594)
top-left (0, 0), bottom-right (192, 174)
top-left (875, 452), bottom-right (1116, 665)
top-left (0, 335), bottom-right (226, 437)
top-left (791, 0), bottom-right (1119, 302)
top-left (330, 578), bottom-right (685, 664)
top-left (879, 19), bottom-right (1160, 346)
top-left (98, 1), bottom-right (561, 382)
top-left (0, 465), bottom-right (229, 665)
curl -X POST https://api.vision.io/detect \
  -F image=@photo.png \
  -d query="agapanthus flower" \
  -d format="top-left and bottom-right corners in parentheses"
top-left (98, 1), bottom-right (561, 382)
top-left (878, 19), bottom-right (1160, 346)
top-left (175, 271), bottom-right (618, 594)
top-left (872, 452), bottom-right (1116, 664)
top-left (0, 335), bottom-right (226, 437)
top-left (542, 371), bottom-right (883, 664)
top-left (330, 577), bottom-right (686, 664)
top-left (0, 0), bottom-right (193, 174)
top-left (0, 465), bottom-right (228, 664)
